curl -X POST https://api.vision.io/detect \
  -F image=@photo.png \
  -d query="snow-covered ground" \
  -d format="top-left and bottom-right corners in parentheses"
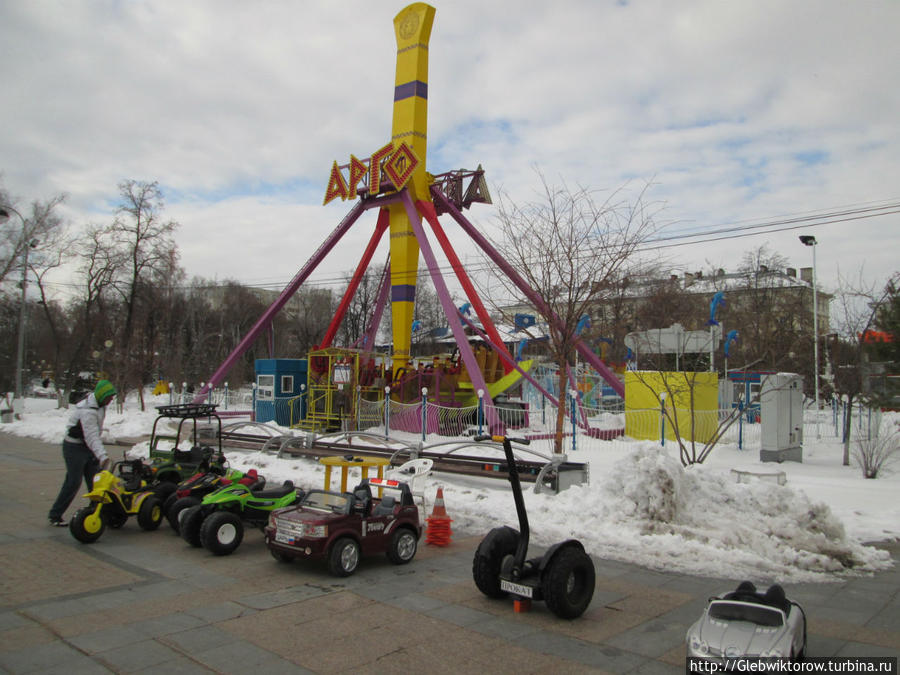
top-left (5, 395), bottom-right (898, 584)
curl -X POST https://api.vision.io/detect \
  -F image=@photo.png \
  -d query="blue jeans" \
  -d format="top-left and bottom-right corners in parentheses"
top-left (48, 440), bottom-right (100, 521)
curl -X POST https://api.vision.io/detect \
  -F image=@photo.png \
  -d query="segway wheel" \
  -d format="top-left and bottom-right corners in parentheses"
top-left (70, 505), bottom-right (106, 544)
top-left (137, 496), bottom-right (163, 531)
top-left (200, 511), bottom-right (244, 556)
top-left (180, 505), bottom-right (205, 547)
top-left (542, 546), bottom-right (596, 619)
top-left (472, 526), bottom-right (519, 598)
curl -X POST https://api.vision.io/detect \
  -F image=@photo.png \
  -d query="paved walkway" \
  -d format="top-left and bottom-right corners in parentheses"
top-left (1, 432), bottom-right (898, 673)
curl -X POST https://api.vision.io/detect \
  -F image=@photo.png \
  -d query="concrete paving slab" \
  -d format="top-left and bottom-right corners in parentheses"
top-left (94, 638), bottom-right (185, 671)
top-left (1, 431), bottom-right (898, 673)
top-left (131, 657), bottom-right (217, 674)
top-left (190, 639), bottom-right (305, 674)
top-left (604, 617), bottom-right (691, 658)
top-left (0, 640), bottom-right (107, 673)
top-left (159, 624), bottom-right (237, 653)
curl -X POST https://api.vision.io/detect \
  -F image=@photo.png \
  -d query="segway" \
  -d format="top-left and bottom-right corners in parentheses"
top-left (472, 435), bottom-right (595, 619)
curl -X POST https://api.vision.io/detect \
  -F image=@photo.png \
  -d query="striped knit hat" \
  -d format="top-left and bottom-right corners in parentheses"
top-left (94, 380), bottom-right (116, 405)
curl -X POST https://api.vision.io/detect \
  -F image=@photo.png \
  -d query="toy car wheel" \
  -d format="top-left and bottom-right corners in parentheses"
top-left (200, 511), bottom-right (244, 556)
top-left (386, 527), bottom-right (418, 565)
top-left (101, 503), bottom-right (127, 529)
top-left (328, 537), bottom-right (360, 577)
top-left (162, 491), bottom-right (179, 515)
top-left (472, 526), bottom-right (519, 598)
top-left (541, 546), bottom-right (595, 619)
top-left (270, 548), bottom-right (293, 563)
top-left (137, 495), bottom-right (163, 531)
top-left (70, 505), bottom-right (106, 544)
top-left (180, 505), bottom-right (206, 547)
top-left (154, 481), bottom-right (178, 500)
top-left (167, 496), bottom-right (200, 533)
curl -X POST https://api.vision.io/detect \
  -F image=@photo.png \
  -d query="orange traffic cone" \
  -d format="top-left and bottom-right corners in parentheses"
top-left (425, 486), bottom-right (453, 547)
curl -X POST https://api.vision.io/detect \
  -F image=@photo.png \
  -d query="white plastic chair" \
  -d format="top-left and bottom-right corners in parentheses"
top-left (385, 458), bottom-right (433, 512)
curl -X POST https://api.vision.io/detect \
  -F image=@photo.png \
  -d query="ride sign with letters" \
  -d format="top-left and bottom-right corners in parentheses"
top-left (323, 141), bottom-right (420, 205)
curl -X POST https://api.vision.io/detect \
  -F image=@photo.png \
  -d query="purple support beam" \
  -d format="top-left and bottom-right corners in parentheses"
top-left (431, 187), bottom-right (626, 399)
top-left (194, 197), bottom-right (393, 402)
top-left (400, 192), bottom-right (502, 432)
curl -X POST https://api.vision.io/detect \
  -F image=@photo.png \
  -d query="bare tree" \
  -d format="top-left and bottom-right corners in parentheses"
top-left (336, 265), bottom-right (387, 348)
top-left (107, 180), bottom-right (179, 409)
top-left (0, 184), bottom-right (66, 289)
top-left (0, 189), bottom-right (69, 394)
top-left (485, 173), bottom-right (659, 451)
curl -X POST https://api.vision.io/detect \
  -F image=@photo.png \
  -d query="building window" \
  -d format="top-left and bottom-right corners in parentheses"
top-left (257, 374), bottom-right (274, 401)
top-left (281, 375), bottom-right (294, 395)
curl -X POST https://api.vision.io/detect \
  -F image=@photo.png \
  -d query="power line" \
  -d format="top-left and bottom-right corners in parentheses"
top-left (34, 198), bottom-right (900, 294)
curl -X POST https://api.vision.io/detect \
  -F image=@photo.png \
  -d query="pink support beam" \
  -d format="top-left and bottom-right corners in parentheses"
top-left (431, 187), bottom-right (626, 399)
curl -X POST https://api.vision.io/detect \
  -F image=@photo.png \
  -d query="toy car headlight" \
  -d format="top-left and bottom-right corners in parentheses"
top-left (304, 524), bottom-right (328, 538)
top-left (268, 513), bottom-right (277, 528)
top-left (761, 649), bottom-right (784, 658)
top-left (688, 634), bottom-right (709, 656)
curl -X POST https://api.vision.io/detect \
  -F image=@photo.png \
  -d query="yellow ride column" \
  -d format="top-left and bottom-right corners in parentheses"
top-left (388, 3), bottom-right (435, 375)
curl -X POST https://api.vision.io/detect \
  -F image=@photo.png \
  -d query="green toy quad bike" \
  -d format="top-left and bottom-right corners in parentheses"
top-left (70, 459), bottom-right (164, 543)
top-left (164, 460), bottom-right (265, 533)
top-left (180, 479), bottom-right (303, 556)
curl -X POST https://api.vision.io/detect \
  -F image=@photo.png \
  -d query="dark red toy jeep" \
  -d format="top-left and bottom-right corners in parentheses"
top-left (264, 477), bottom-right (422, 576)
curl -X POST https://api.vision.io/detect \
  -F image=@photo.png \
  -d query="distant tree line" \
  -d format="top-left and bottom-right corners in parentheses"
top-left (2, 177), bottom-right (896, 424)
top-left (0, 180), bottom-right (398, 409)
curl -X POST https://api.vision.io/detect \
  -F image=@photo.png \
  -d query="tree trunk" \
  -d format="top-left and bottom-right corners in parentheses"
top-left (842, 395), bottom-right (853, 466)
top-left (554, 364), bottom-right (568, 453)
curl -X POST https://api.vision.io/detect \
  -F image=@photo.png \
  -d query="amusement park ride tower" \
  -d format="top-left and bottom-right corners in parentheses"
top-left (197, 3), bottom-right (624, 429)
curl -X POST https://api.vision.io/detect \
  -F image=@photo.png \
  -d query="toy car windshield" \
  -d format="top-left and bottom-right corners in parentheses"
top-left (301, 491), bottom-right (351, 514)
top-left (708, 601), bottom-right (784, 627)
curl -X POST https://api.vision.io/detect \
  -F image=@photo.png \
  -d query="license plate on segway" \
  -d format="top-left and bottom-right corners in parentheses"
top-left (500, 579), bottom-right (533, 598)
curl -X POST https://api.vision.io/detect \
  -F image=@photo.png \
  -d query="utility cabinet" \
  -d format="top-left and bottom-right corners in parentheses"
top-left (759, 373), bottom-right (804, 463)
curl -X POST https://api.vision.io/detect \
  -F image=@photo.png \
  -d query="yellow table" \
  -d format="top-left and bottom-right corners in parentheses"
top-left (319, 455), bottom-right (391, 493)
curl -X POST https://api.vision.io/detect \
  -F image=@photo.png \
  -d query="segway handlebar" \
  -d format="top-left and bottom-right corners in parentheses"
top-left (473, 434), bottom-right (530, 445)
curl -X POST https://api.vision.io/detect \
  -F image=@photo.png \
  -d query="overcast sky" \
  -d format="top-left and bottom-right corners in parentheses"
top-left (2, 0), bottom-right (898, 309)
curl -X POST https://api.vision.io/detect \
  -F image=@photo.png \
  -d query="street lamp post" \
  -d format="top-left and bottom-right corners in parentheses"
top-left (799, 235), bottom-right (820, 439)
top-left (0, 205), bottom-right (37, 416)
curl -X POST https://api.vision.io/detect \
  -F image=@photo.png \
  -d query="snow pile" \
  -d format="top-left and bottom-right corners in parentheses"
top-left (4, 397), bottom-right (897, 583)
top-left (438, 445), bottom-right (892, 583)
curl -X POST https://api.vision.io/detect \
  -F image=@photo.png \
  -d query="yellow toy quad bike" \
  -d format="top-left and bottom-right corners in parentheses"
top-left (69, 459), bottom-right (164, 543)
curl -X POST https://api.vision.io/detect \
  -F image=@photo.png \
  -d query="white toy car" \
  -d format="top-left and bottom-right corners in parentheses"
top-left (686, 581), bottom-right (807, 661)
